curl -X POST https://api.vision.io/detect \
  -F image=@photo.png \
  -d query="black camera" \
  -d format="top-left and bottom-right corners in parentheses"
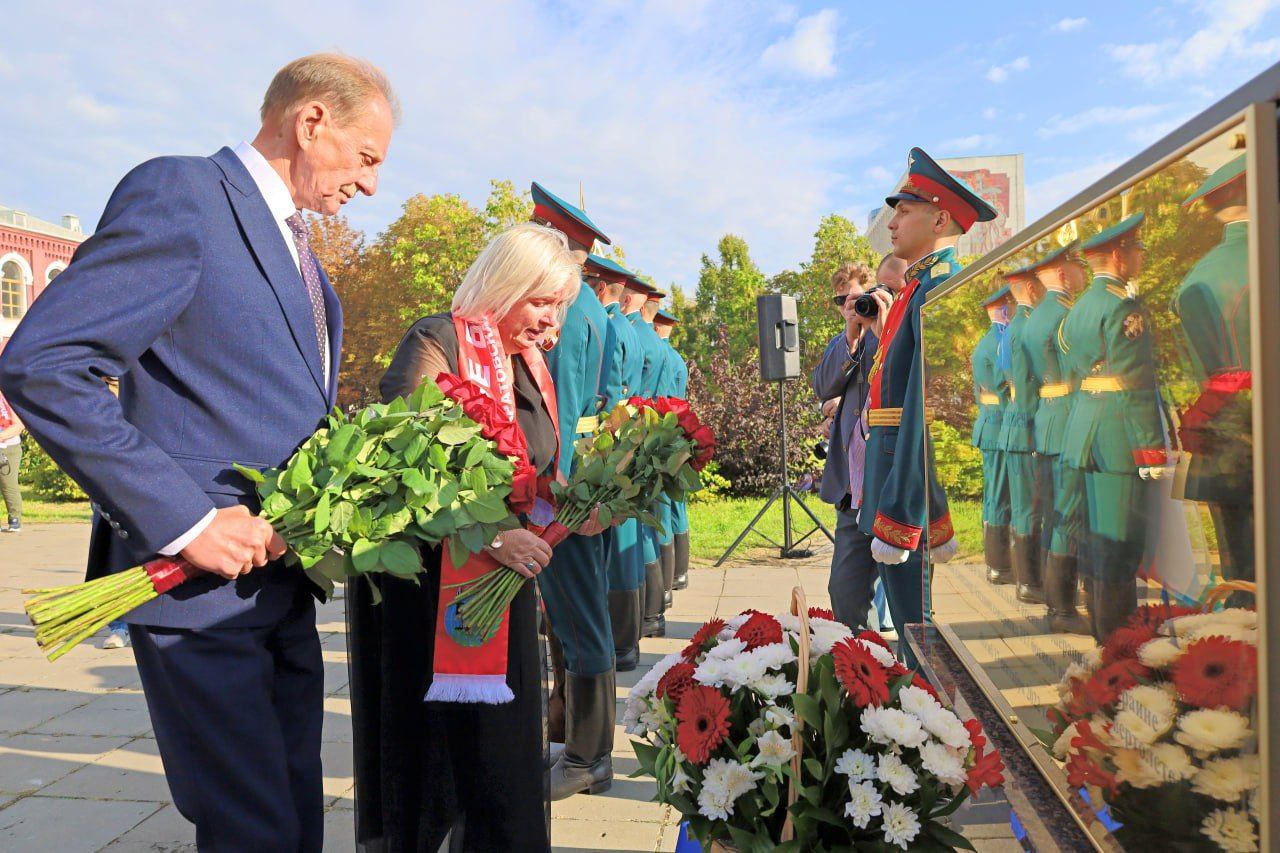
top-left (853, 285), bottom-right (892, 318)
top-left (813, 438), bottom-right (829, 460)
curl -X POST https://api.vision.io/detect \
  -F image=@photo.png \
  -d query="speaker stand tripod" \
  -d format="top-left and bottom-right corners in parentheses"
top-left (716, 379), bottom-right (834, 566)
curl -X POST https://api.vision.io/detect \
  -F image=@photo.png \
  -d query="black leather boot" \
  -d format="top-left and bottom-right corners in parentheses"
top-left (547, 633), bottom-right (567, 744)
top-left (1012, 534), bottom-right (1045, 603)
top-left (642, 561), bottom-right (665, 637)
top-left (1094, 573), bottom-right (1138, 642)
top-left (672, 532), bottom-right (690, 590)
top-left (609, 589), bottom-right (641, 672)
top-left (985, 524), bottom-right (1013, 584)
top-left (1044, 553), bottom-right (1091, 634)
top-left (661, 542), bottom-right (676, 608)
top-left (550, 671), bottom-right (616, 800)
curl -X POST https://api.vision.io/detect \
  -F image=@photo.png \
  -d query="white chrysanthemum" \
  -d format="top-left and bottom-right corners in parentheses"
top-left (749, 642), bottom-right (797, 671)
top-left (877, 752), bottom-right (920, 796)
top-left (750, 672), bottom-right (796, 700)
top-left (1080, 646), bottom-right (1103, 671)
top-left (835, 748), bottom-right (877, 781)
top-left (763, 704), bottom-right (794, 732)
top-left (810, 621), bottom-right (854, 655)
top-left (1053, 721), bottom-right (1081, 760)
top-left (1147, 742), bottom-right (1197, 782)
top-left (1113, 684), bottom-right (1176, 746)
top-left (1193, 755), bottom-right (1259, 802)
top-left (844, 780), bottom-right (883, 828)
top-left (621, 696), bottom-right (645, 733)
top-left (1200, 806), bottom-right (1259, 853)
top-left (919, 740), bottom-right (968, 786)
top-left (704, 757), bottom-right (764, 800)
top-left (917, 704), bottom-right (970, 749)
top-left (720, 652), bottom-right (768, 690)
top-left (723, 613), bottom-right (752, 631)
top-left (1114, 748), bottom-right (1164, 789)
top-left (1188, 622), bottom-right (1259, 645)
top-left (1138, 637), bottom-right (1186, 668)
top-left (774, 613), bottom-right (802, 633)
top-left (752, 729), bottom-right (796, 768)
top-left (1175, 709), bottom-right (1252, 755)
top-left (861, 707), bottom-right (928, 750)
top-left (693, 656), bottom-right (729, 688)
top-left (630, 651), bottom-right (684, 702)
top-left (855, 637), bottom-right (898, 668)
top-left (881, 801), bottom-right (922, 850)
top-left (697, 784), bottom-right (733, 821)
top-left (898, 685), bottom-right (941, 718)
top-left (1169, 609), bottom-right (1257, 633)
top-left (707, 637), bottom-right (748, 660)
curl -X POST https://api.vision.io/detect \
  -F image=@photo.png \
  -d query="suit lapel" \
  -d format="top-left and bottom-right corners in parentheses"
top-left (212, 148), bottom-right (328, 400)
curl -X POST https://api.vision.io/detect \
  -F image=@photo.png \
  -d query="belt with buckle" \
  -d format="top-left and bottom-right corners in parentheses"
top-left (867, 406), bottom-right (936, 427)
top-left (1039, 383), bottom-right (1070, 399)
top-left (978, 392), bottom-right (1000, 406)
top-left (1080, 376), bottom-right (1128, 394)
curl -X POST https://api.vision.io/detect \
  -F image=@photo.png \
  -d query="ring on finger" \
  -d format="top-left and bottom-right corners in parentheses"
top-left (525, 562), bottom-right (537, 572)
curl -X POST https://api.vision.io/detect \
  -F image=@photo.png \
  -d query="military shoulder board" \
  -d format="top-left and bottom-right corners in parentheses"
top-left (1105, 283), bottom-right (1128, 300)
top-left (931, 262), bottom-right (953, 277)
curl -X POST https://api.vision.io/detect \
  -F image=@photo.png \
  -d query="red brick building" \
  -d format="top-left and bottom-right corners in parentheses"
top-left (1, 205), bottom-right (87, 353)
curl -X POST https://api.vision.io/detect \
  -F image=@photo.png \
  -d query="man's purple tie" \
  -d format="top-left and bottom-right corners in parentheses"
top-left (285, 212), bottom-right (328, 369)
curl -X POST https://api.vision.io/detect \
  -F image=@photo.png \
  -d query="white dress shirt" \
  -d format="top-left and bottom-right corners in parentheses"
top-left (158, 141), bottom-right (330, 557)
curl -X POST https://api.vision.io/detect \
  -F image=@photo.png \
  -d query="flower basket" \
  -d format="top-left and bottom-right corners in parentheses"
top-left (626, 586), bottom-right (1004, 851)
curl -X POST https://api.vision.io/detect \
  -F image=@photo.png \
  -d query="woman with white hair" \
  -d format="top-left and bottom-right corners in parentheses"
top-left (348, 222), bottom-right (586, 851)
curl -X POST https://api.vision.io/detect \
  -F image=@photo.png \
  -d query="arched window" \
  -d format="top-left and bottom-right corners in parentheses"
top-left (1, 260), bottom-right (25, 320)
top-left (46, 264), bottom-right (65, 283)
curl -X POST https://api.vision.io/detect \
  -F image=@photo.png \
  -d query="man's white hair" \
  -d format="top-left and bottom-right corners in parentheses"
top-left (261, 52), bottom-right (401, 126)
top-left (452, 223), bottom-right (582, 321)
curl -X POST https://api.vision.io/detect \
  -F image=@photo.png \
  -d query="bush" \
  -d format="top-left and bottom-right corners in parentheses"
top-left (18, 439), bottom-right (88, 502)
top-left (929, 420), bottom-right (983, 502)
top-left (687, 460), bottom-right (731, 503)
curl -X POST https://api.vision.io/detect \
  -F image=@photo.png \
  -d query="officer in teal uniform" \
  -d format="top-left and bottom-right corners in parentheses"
top-left (654, 310), bottom-right (692, 591)
top-left (1174, 156), bottom-right (1254, 595)
top-left (528, 182), bottom-right (618, 799)
top-left (629, 282), bottom-right (671, 637)
top-left (585, 254), bottom-right (648, 671)
top-left (999, 268), bottom-right (1046, 603)
top-left (652, 310), bottom-right (684, 606)
top-left (1024, 243), bottom-right (1092, 633)
top-left (861, 148), bottom-right (996, 665)
top-left (972, 285), bottom-right (1013, 586)
top-left (1060, 213), bottom-right (1166, 640)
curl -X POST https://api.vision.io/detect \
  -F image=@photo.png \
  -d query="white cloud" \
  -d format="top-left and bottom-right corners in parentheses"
top-left (981, 107), bottom-right (998, 120)
top-left (1053, 17), bottom-right (1088, 33)
top-left (864, 165), bottom-right (893, 184)
top-left (1109, 0), bottom-right (1280, 83)
top-left (770, 4), bottom-right (798, 24)
top-left (761, 8), bottom-right (839, 78)
top-left (66, 93), bottom-right (121, 125)
top-left (1026, 159), bottom-right (1123, 221)
top-left (986, 56), bottom-right (1029, 83)
top-left (1037, 104), bottom-right (1170, 138)
top-left (939, 133), bottom-right (997, 153)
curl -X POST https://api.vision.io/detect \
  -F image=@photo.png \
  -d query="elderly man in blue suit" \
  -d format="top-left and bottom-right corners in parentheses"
top-left (0, 54), bottom-right (397, 851)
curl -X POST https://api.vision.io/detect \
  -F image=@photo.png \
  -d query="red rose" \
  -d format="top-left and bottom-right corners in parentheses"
top-left (657, 662), bottom-right (697, 705)
top-left (734, 612), bottom-right (783, 650)
top-left (1171, 635), bottom-right (1258, 711)
top-left (508, 461), bottom-right (538, 515)
top-left (675, 685), bottom-right (731, 765)
top-left (627, 396), bottom-right (651, 409)
top-left (832, 637), bottom-right (891, 708)
top-left (663, 397), bottom-right (692, 416)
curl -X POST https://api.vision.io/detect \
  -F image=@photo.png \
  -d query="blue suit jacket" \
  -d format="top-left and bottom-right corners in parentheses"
top-left (0, 147), bottom-right (343, 628)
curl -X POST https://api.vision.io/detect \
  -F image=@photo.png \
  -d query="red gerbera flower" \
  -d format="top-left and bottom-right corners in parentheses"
top-left (1101, 622), bottom-right (1159, 665)
top-left (1127, 602), bottom-right (1198, 630)
top-left (964, 718), bottom-right (986, 751)
top-left (734, 613), bottom-right (783, 650)
top-left (656, 662), bottom-right (697, 706)
top-left (832, 637), bottom-right (891, 708)
top-left (682, 618), bottom-right (726, 660)
top-left (807, 606), bottom-right (836, 622)
top-left (966, 745), bottom-right (1005, 795)
top-left (675, 685), bottom-right (731, 765)
top-left (857, 629), bottom-right (894, 652)
top-left (1083, 659), bottom-right (1150, 709)
top-left (1171, 635), bottom-right (1258, 711)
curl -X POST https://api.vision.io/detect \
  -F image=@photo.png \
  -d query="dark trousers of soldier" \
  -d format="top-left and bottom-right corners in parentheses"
top-left (540, 533), bottom-right (612, 731)
top-left (670, 498), bottom-right (690, 589)
top-left (1006, 451), bottom-right (1045, 603)
top-left (981, 449), bottom-right (1012, 583)
top-left (876, 552), bottom-right (925, 670)
top-left (606, 519), bottom-right (645, 671)
top-left (655, 497), bottom-right (676, 608)
top-left (640, 518), bottom-right (665, 637)
top-left (830, 509), bottom-right (877, 630)
top-left (1084, 470), bottom-right (1151, 641)
top-left (1042, 459), bottom-right (1090, 634)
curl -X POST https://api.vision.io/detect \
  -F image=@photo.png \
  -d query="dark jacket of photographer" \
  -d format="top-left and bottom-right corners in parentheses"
top-left (812, 329), bottom-right (878, 507)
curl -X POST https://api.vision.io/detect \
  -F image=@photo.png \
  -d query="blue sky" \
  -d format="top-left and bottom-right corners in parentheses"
top-left (3, 1), bottom-right (1278, 288)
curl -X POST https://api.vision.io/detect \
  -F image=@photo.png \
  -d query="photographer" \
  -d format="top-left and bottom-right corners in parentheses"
top-left (811, 255), bottom-right (904, 627)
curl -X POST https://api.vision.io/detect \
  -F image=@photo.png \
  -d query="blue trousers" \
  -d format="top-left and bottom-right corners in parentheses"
top-left (606, 518), bottom-right (645, 592)
top-left (129, 585), bottom-right (323, 852)
top-left (829, 508), bottom-right (877, 630)
top-left (877, 549), bottom-right (925, 669)
top-left (671, 498), bottom-right (689, 536)
top-left (540, 532), bottom-right (615, 675)
top-left (656, 498), bottom-right (674, 546)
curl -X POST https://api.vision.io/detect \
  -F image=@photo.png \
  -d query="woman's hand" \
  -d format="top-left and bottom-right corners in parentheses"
top-left (486, 529), bottom-right (554, 579)
top-left (574, 504), bottom-right (608, 538)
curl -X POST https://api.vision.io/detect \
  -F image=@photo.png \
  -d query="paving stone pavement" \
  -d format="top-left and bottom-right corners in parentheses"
top-left (0, 524), bottom-right (1020, 852)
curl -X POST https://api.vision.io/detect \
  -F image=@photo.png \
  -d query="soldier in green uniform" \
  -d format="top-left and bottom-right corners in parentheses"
top-left (861, 148), bottom-right (995, 665)
top-left (1060, 213), bottom-right (1166, 639)
top-left (972, 285), bottom-right (1014, 585)
top-left (999, 268), bottom-right (1047, 603)
top-left (628, 280), bottom-right (671, 637)
top-left (652, 310), bottom-right (687, 604)
top-left (1024, 243), bottom-right (1093, 633)
top-left (654, 310), bottom-right (692, 591)
top-left (528, 182), bottom-right (618, 798)
top-left (1173, 155), bottom-right (1253, 594)
top-left (586, 255), bottom-right (648, 671)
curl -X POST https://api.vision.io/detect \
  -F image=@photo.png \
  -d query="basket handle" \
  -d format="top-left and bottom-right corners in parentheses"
top-left (1201, 580), bottom-right (1256, 610)
top-left (779, 586), bottom-right (811, 843)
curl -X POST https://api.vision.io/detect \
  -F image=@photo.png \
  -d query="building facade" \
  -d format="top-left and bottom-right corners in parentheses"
top-left (0, 205), bottom-right (86, 352)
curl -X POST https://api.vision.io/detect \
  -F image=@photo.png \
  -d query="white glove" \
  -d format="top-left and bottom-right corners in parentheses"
top-left (871, 537), bottom-right (910, 565)
top-left (1138, 466), bottom-right (1167, 480)
top-left (930, 537), bottom-right (959, 563)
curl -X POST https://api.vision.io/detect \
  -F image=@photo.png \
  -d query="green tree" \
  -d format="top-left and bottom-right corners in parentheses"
top-left (689, 234), bottom-right (768, 364)
top-left (790, 214), bottom-right (878, 372)
top-left (483, 179), bottom-right (532, 231)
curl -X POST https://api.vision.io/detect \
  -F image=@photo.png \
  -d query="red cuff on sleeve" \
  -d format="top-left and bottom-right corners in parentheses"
top-left (927, 514), bottom-right (954, 549)
top-left (873, 512), bottom-right (923, 551)
top-left (1133, 449), bottom-right (1166, 467)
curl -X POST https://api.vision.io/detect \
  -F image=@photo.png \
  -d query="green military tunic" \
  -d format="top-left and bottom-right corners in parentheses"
top-left (604, 303), bottom-right (646, 593)
top-left (970, 321), bottom-right (1010, 527)
top-left (1023, 289), bottom-right (1076, 556)
top-left (999, 302), bottom-right (1040, 537)
top-left (665, 341), bottom-right (691, 538)
top-left (629, 312), bottom-right (670, 563)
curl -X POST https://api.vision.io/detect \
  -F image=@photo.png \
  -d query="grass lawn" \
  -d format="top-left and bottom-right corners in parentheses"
top-left (13, 488), bottom-right (92, 524)
top-left (688, 496), bottom-right (983, 563)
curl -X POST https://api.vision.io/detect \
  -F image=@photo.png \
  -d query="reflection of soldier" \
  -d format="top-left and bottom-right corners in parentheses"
top-left (653, 310), bottom-right (691, 596)
top-left (1060, 213), bottom-right (1166, 639)
top-left (999, 269), bottom-right (1046, 603)
top-left (630, 285), bottom-right (671, 638)
top-left (1024, 243), bottom-right (1092, 634)
top-left (971, 286), bottom-right (1013, 585)
top-left (1173, 155), bottom-right (1253, 592)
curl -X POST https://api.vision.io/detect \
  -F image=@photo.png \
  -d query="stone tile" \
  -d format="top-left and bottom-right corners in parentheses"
top-left (101, 803), bottom-right (195, 851)
top-left (42, 737), bottom-right (171, 802)
top-left (0, 795), bottom-right (160, 851)
top-left (551, 816), bottom-right (666, 851)
top-left (0, 688), bottom-right (93, 733)
top-left (33, 690), bottom-right (152, 737)
top-left (321, 740), bottom-right (354, 799)
top-left (322, 808), bottom-right (356, 853)
top-left (322, 695), bottom-right (352, 743)
top-left (552, 784), bottom-right (666, 822)
top-left (0, 732), bottom-right (131, 793)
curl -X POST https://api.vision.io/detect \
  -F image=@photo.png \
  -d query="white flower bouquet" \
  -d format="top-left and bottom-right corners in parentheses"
top-left (1048, 595), bottom-right (1260, 852)
top-left (624, 589), bottom-right (1004, 851)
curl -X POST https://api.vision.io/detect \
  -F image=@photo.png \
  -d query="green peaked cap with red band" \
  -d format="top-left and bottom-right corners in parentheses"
top-left (884, 147), bottom-right (999, 233)
top-left (531, 181), bottom-right (611, 247)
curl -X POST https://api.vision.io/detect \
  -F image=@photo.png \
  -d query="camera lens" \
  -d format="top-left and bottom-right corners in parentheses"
top-left (853, 285), bottom-right (889, 318)
top-left (813, 439), bottom-right (829, 460)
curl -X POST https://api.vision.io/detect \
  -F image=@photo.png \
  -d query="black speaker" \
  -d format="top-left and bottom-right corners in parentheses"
top-left (757, 294), bottom-right (800, 381)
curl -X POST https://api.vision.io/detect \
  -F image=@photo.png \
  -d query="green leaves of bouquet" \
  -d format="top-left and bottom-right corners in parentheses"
top-left (233, 380), bottom-right (520, 597)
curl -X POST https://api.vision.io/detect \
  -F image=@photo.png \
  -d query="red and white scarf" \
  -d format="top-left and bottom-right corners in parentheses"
top-left (424, 313), bottom-right (559, 704)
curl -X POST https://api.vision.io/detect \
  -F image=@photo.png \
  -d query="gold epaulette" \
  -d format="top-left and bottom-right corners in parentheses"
top-left (1056, 295), bottom-right (1073, 309)
top-left (1105, 283), bottom-right (1129, 300)
top-left (867, 406), bottom-right (936, 427)
top-left (1039, 383), bottom-right (1070, 399)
